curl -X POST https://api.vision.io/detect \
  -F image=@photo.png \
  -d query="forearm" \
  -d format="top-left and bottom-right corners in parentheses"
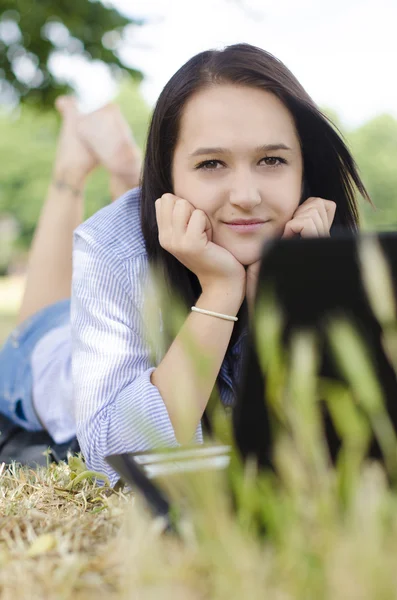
top-left (151, 286), bottom-right (242, 443)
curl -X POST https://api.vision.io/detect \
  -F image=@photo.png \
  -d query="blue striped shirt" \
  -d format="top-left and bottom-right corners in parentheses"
top-left (69, 187), bottom-right (246, 485)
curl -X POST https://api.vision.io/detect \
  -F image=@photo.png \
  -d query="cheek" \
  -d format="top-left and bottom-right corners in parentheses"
top-left (268, 187), bottom-right (301, 222)
top-left (173, 172), bottom-right (220, 216)
top-left (278, 198), bottom-right (300, 220)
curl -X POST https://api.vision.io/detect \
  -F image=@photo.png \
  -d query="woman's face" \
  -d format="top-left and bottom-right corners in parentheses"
top-left (172, 84), bottom-right (304, 266)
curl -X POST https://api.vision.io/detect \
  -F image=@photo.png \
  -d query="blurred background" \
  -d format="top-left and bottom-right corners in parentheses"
top-left (1, 0), bottom-right (396, 342)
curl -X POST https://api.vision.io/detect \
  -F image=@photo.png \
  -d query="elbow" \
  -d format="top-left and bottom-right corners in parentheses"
top-left (76, 417), bottom-right (111, 479)
top-left (173, 425), bottom-right (197, 446)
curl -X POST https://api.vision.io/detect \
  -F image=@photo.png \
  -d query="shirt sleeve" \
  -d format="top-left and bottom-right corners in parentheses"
top-left (71, 232), bottom-right (202, 486)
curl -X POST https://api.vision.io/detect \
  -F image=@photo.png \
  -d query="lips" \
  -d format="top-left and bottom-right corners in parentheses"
top-left (225, 220), bottom-right (265, 225)
top-left (223, 220), bottom-right (266, 233)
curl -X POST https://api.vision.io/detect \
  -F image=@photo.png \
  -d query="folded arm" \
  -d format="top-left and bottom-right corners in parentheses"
top-left (71, 233), bottom-right (202, 485)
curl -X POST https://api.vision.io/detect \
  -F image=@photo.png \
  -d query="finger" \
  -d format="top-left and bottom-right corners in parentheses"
top-left (155, 194), bottom-right (176, 246)
top-left (186, 209), bottom-right (212, 243)
top-left (298, 197), bottom-right (336, 230)
top-left (295, 208), bottom-right (327, 236)
top-left (296, 199), bottom-right (327, 226)
top-left (300, 218), bottom-right (321, 238)
top-left (159, 193), bottom-right (177, 226)
top-left (283, 217), bottom-right (320, 239)
top-left (172, 198), bottom-right (194, 237)
top-left (324, 199), bottom-right (337, 228)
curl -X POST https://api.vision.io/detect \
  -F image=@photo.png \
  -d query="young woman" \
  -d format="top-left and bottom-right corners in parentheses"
top-left (0, 43), bottom-right (370, 485)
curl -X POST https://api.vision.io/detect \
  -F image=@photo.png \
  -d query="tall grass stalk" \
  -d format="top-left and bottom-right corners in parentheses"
top-left (124, 241), bottom-right (397, 599)
top-left (3, 243), bottom-right (397, 598)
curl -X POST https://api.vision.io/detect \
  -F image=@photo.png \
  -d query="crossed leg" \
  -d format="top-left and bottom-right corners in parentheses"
top-left (16, 98), bottom-right (142, 326)
top-left (16, 97), bottom-right (95, 325)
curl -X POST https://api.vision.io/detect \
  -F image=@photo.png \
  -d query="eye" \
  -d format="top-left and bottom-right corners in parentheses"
top-left (195, 159), bottom-right (224, 171)
top-left (260, 156), bottom-right (287, 168)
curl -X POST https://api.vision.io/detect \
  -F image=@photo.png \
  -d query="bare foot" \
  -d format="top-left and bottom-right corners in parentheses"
top-left (54, 96), bottom-right (98, 183)
top-left (77, 103), bottom-right (142, 188)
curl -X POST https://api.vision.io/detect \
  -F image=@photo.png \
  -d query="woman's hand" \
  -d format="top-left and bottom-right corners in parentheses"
top-left (283, 197), bottom-right (336, 239)
top-left (245, 197), bottom-right (336, 316)
top-left (155, 193), bottom-right (246, 300)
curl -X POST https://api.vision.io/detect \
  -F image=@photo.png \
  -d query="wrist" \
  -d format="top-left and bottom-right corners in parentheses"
top-left (198, 284), bottom-right (244, 317)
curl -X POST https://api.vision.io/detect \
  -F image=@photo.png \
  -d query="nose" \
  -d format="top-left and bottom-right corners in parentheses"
top-left (228, 172), bottom-right (262, 210)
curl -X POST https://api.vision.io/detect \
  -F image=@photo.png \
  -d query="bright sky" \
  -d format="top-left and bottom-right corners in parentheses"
top-left (55, 0), bottom-right (397, 129)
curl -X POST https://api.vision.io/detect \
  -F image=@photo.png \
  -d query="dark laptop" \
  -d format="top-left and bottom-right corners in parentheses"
top-left (233, 231), bottom-right (397, 471)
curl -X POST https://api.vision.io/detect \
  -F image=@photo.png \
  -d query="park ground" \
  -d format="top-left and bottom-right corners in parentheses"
top-left (2, 277), bottom-right (397, 599)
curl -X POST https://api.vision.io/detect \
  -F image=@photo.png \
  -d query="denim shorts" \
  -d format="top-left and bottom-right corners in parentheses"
top-left (0, 299), bottom-right (71, 431)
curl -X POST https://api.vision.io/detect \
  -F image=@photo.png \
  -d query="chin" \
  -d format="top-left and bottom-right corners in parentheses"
top-left (233, 250), bottom-right (263, 267)
top-left (219, 236), bottom-right (265, 266)
top-left (236, 235), bottom-right (282, 265)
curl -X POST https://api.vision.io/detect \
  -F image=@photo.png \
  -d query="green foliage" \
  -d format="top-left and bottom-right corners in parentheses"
top-left (0, 0), bottom-right (143, 107)
top-left (1, 95), bottom-right (397, 271)
top-left (349, 114), bottom-right (397, 229)
top-left (321, 108), bottom-right (397, 230)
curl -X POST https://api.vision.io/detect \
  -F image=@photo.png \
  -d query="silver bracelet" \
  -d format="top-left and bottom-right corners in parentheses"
top-left (191, 306), bottom-right (238, 322)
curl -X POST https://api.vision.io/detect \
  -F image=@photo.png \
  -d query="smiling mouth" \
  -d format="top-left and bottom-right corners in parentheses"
top-left (223, 221), bottom-right (267, 233)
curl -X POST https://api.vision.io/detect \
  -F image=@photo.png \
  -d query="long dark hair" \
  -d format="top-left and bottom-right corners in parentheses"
top-left (140, 43), bottom-right (371, 350)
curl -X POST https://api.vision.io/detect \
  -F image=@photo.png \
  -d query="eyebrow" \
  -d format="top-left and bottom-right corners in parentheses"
top-left (188, 143), bottom-right (293, 158)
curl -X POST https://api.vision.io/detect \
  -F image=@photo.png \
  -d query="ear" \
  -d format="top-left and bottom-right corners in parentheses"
top-left (299, 178), bottom-right (311, 205)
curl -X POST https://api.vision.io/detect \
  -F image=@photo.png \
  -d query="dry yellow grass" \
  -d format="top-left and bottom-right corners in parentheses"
top-left (3, 457), bottom-right (397, 600)
top-left (3, 243), bottom-right (397, 599)
top-left (0, 461), bottom-right (132, 599)
top-left (0, 276), bottom-right (137, 598)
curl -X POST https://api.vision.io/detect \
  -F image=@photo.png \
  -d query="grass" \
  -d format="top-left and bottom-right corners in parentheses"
top-left (2, 244), bottom-right (397, 598)
top-left (2, 449), bottom-right (397, 599)
top-left (0, 461), bottom-right (131, 600)
top-left (0, 284), bottom-right (137, 598)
